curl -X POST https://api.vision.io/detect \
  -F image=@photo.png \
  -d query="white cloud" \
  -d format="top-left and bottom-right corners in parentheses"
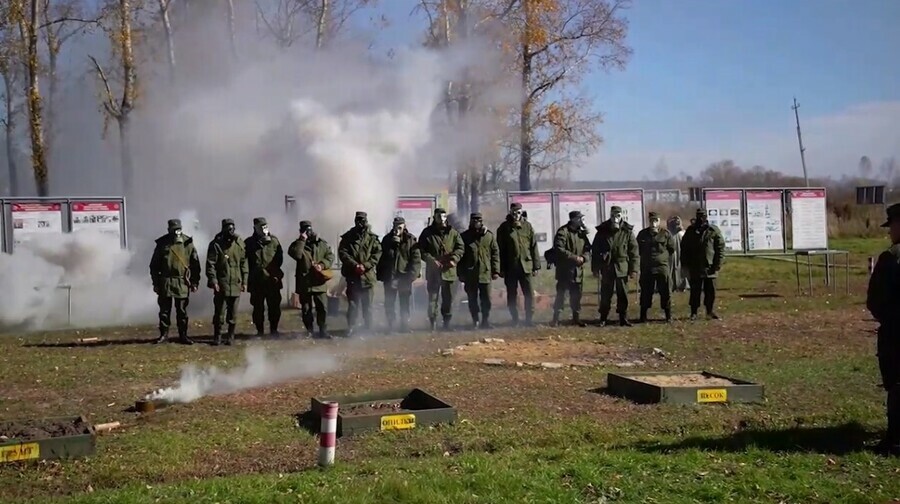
top-left (577, 101), bottom-right (900, 180)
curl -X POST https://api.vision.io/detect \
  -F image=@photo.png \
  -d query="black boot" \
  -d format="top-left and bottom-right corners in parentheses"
top-left (599, 314), bottom-right (609, 327)
top-left (442, 317), bottom-right (452, 332)
top-left (226, 324), bottom-right (236, 346)
top-left (471, 316), bottom-right (479, 330)
top-left (481, 316), bottom-right (493, 330)
top-left (707, 311), bottom-right (720, 320)
top-left (178, 324), bottom-right (194, 345)
top-left (317, 325), bottom-right (333, 340)
top-left (155, 328), bottom-right (168, 344)
top-left (619, 314), bottom-right (632, 327)
top-left (689, 312), bottom-right (698, 321)
top-left (399, 319), bottom-right (409, 334)
top-left (573, 312), bottom-right (586, 328)
top-left (270, 321), bottom-right (280, 337)
top-left (639, 309), bottom-right (648, 323)
top-left (524, 312), bottom-right (534, 327)
top-left (550, 312), bottom-right (560, 327)
top-left (510, 309), bottom-right (520, 327)
top-left (213, 326), bottom-right (222, 346)
top-left (664, 309), bottom-right (673, 323)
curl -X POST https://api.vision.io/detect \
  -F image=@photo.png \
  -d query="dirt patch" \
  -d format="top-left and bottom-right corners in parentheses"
top-left (445, 336), bottom-right (649, 367)
top-left (631, 374), bottom-right (735, 387)
top-left (0, 417), bottom-right (91, 442)
top-left (341, 401), bottom-right (404, 416)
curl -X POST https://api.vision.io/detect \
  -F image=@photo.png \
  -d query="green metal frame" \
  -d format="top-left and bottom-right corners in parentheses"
top-left (0, 415), bottom-right (96, 463)
top-left (607, 371), bottom-right (765, 405)
top-left (311, 388), bottom-right (457, 437)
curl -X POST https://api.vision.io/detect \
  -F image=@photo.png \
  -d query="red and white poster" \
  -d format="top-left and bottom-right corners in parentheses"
top-left (394, 198), bottom-right (434, 240)
top-left (704, 190), bottom-right (743, 252)
top-left (11, 202), bottom-right (64, 248)
top-left (510, 192), bottom-right (555, 255)
top-left (71, 201), bottom-right (123, 240)
top-left (790, 189), bottom-right (828, 250)
top-left (558, 192), bottom-right (599, 241)
top-left (746, 191), bottom-right (784, 251)
top-left (603, 191), bottom-right (644, 235)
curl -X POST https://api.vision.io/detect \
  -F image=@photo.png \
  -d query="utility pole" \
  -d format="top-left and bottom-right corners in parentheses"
top-left (792, 97), bottom-right (809, 187)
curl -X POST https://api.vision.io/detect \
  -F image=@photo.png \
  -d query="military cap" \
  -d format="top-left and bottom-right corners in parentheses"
top-left (510, 202), bottom-right (523, 211)
top-left (610, 206), bottom-right (623, 214)
top-left (470, 212), bottom-right (483, 220)
top-left (392, 216), bottom-right (406, 225)
top-left (253, 217), bottom-right (267, 226)
top-left (434, 207), bottom-right (447, 214)
top-left (882, 203), bottom-right (900, 227)
top-left (167, 219), bottom-right (182, 230)
top-left (569, 210), bottom-right (584, 219)
top-left (221, 218), bottom-right (235, 227)
top-left (648, 211), bottom-right (660, 220)
top-left (355, 211), bottom-right (367, 219)
top-left (696, 208), bottom-right (707, 217)
top-left (299, 220), bottom-right (312, 229)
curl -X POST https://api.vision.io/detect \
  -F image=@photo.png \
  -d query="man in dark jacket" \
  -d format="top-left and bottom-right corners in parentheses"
top-left (205, 218), bottom-right (248, 345)
top-left (245, 217), bottom-right (284, 336)
top-left (149, 219), bottom-right (201, 344)
top-left (637, 212), bottom-right (676, 323)
top-left (592, 206), bottom-right (639, 326)
top-left (339, 211), bottom-right (383, 336)
top-left (288, 220), bottom-right (335, 339)
top-left (496, 202), bottom-right (541, 326)
top-left (460, 213), bottom-right (501, 329)
top-left (417, 207), bottom-right (465, 331)
top-left (377, 216), bottom-right (421, 333)
top-left (551, 211), bottom-right (591, 327)
top-left (680, 208), bottom-right (726, 320)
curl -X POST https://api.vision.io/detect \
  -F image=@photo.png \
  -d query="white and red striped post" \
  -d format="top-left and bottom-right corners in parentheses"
top-left (869, 256), bottom-right (875, 275)
top-left (318, 401), bottom-right (338, 467)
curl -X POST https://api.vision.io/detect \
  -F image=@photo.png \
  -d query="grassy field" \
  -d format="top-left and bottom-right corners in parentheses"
top-left (1, 237), bottom-right (898, 503)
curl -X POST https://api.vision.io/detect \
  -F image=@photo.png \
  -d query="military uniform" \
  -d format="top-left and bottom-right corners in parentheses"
top-left (376, 217), bottom-right (421, 332)
top-left (680, 208), bottom-right (725, 320)
top-left (592, 206), bottom-right (639, 326)
top-left (205, 219), bottom-right (248, 345)
top-left (496, 202), bottom-right (541, 326)
top-left (551, 211), bottom-right (591, 326)
top-left (667, 216), bottom-right (689, 292)
top-left (245, 217), bottom-right (285, 336)
top-left (288, 220), bottom-right (335, 339)
top-left (866, 203), bottom-right (900, 456)
top-left (460, 213), bottom-right (500, 329)
top-left (417, 208), bottom-right (465, 331)
top-left (338, 211), bottom-right (383, 335)
top-left (637, 212), bottom-right (676, 323)
top-left (149, 219), bottom-right (201, 344)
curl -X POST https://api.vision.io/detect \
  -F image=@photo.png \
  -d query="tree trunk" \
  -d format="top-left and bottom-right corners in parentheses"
top-left (23, 0), bottom-right (48, 196)
top-left (159, 0), bottom-right (176, 85)
top-left (469, 168), bottom-right (480, 214)
top-left (45, 47), bottom-right (57, 171)
top-left (2, 74), bottom-right (18, 196)
top-left (118, 115), bottom-right (133, 198)
top-left (315, 0), bottom-right (329, 50)
top-left (226, 0), bottom-right (237, 60)
top-left (518, 53), bottom-right (533, 192)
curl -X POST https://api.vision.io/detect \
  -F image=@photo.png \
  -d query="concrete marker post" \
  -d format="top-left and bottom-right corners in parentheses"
top-left (318, 401), bottom-right (338, 467)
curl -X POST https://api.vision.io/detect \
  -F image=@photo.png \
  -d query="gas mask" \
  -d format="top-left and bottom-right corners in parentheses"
top-left (173, 229), bottom-right (184, 243)
top-left (697, 215), bottom-right (708, 227)
top-left (393, 223), bottom-right (405, 236)
top-left (569, 217), bottom-right (584, 230)
top-left (470, 218), bottom-right (485, 234)
top-left (435, 212), bottom-right (448, 229)
top-left (355, 216), bottom-right (368, 231)
top-left (224, 224), bottom-right (236, 238)
top-left (301, 226), bottom-right (316, 241)
top-left (255, 224), bottom-right (270, 241)
top-left (610, 214), bottom-right (623, 230)
top-left (511, 208), bottom-right (523, 222)
top-left (650, 218), bottom-right (660, 231)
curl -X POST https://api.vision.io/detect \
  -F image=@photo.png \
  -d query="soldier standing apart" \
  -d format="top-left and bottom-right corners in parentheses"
top-left (496, 202), bottom-right (541, 326)
top-left (459, 213), bottom-right (500, 329)
top-left (592, 206), bottom-right (639, 326)
top-left (377, 217), bottom-right (421, 333)
top-left (418, 208), bottom-right (464, 331)
top-left (149, 219), bottom-right (201, 344)
top-left (205, 219), bottom-right (248, 345)
top-left (866, 203), bottom-right (900, 456)
top-left (637, 212), bottom-right (676, 323)
top-left (339, 211), bottom-right (382, 336)
top-left (667, 215), bottom-right (689, 292)
top-left (551, 211), bottom-right (591, 327)
top-left (680, 208), bottom-right (725, 320)
top-left (245, 217), bottom-right (285, 336)
top-left (288, 220), bottom-right (335, 339)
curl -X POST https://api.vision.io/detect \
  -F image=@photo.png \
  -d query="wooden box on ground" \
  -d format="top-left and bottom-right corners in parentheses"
top-left (0, 415), bottom-right (96, 463)
top-left (606, 371), bottom-right (765, 405)
top-left (310, 388), bottom-right (457, 437)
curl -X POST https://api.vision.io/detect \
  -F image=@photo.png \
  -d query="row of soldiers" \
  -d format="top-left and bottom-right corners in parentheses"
top-left (148, 204), bottom-right (724, 345)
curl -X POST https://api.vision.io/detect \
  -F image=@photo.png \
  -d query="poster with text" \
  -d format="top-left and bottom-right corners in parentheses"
top-left (71, 201), bottom-right (123, 241)
top-left (557, 193), bottom-right (599, 240)
top-left (603, 191), bottom-right (644, 235)
top-left (510, 193), bottom-right (555, 255)
top-left (394, 198), bottom-right (435, 240)
top-left (746, 191), bottom-right (784, 251)
top-left (790, 189), bottom-right (828, 250)
top-left (704, 190), bottom-right (744, 252)
top-left (11, 202), bottom-right (64, 249)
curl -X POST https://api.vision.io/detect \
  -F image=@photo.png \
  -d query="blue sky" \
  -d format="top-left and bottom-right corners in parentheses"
top-left (360, 0), bottom-right (900, 180)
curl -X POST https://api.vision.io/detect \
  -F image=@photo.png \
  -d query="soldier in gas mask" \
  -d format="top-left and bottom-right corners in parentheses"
top-left (288, 220), bottom-right (335, 339)
top-left (245, 217), bottom-right (285, 336)
top-left (460, 213), bottom-right (500, 329)
top-left (681, 208), bottom-right (725, 320)
top-left (417, 207), bottom-right (465, 331)
top-left (496, 202), bottom-right (541, 326)
top-left (205, 218), bottom-right (248, 345)
top-left (339, 211), bottom-right (382, 336)
top-left (149, 219), bottom-right (201, 344)
top-left (592, 206), bottom-right (639, 326)
top-left (637, 212), bottom-right (676, 323)
top-left (551, 210), bottom-right (591, 327)
top-left (377, 216), bottom-right (421, 333)
top-left (667, 215), bottom-right (689, 292)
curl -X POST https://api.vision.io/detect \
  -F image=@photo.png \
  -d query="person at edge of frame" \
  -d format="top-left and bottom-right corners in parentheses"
top-left (637, 211), bottom-right (676, 323)
top-left (591, 205), bottom-right (639, 327)
top-left (550, 210), bottom-right (591, 328)
top-left (680, 208), bottom-right (725, 321)
top-left (496, 202), bottom-right (541, 327)
top-left (865, 202), bottom-right (900, 457)
top-left (205, 218), bottom-right (248, 346)
top-left (459, 212), bottom-right (501, 330)
top-left (149, 218), bottom-right (201, 345)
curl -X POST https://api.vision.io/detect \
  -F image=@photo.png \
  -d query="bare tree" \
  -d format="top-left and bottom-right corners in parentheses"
top-left (156, 0), bottom-right (176, 83)
top-left (858, 155), bottom-right (873, 179)
top-left (254, 0), bottom-right (311, 48)
top-left (226, 0), bottom-right (237, 60)
top-left (0, 3), bottom-right (24, 195)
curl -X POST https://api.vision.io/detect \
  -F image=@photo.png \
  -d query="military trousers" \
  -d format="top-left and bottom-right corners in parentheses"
top-left (158, 296), bottom-right (189, 335)
top-left (384, 282), bottom-right (413, 328)
top-left (250, 287), bottom-right (282, 333)
top-left (599, 277), bottom-right (629, 319)
top-left (688, 274), bottom-right (716, 315)
top-left (553, 280), bottom-right (583, 316)
top-left (504, 268), bottom-right (534, 322)
top-left (878, 326), bottom-right (900, 445)
top-left (299, 291), bottom-right (328, 331)
top-left (346, 281), bottom-right (374, 330)
top-left (464, 281), bottom-right (492, 322)
top-left (427, 280), bottom-right (455, 321)
top-left (640, 273), bottom-right (671, 311)
top-left (212, 292), bottom-right (239, 330)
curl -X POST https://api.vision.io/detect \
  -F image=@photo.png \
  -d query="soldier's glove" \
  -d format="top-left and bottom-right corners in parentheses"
top-left (355, 264), bottom-right (366, 275)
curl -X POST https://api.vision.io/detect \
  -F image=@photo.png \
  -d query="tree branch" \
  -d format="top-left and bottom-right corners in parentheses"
top-left (39, 16), bottom-right (100, 29)
top-left (88, 55), bottom-right (120, 118)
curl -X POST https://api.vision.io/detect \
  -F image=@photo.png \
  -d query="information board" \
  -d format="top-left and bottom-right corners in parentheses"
top-left (745, 191), bottom-right (784, 251)
top-left (510, 192), bottom-right (554, 255)
top-left (71, 201), bottom-right (123, 240)
top-left (602, 191), bottom-right (644, 236)
top-left (557, 192), bottom-right (599, 241)
top-left (790, 189), bottom-right (828, 250)
top-left (394, 198), bottom-right (435, 240)
top-left (704, 190), bottom-right (743, 252)
top-left (10, 202), bottom-right (64, 249)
